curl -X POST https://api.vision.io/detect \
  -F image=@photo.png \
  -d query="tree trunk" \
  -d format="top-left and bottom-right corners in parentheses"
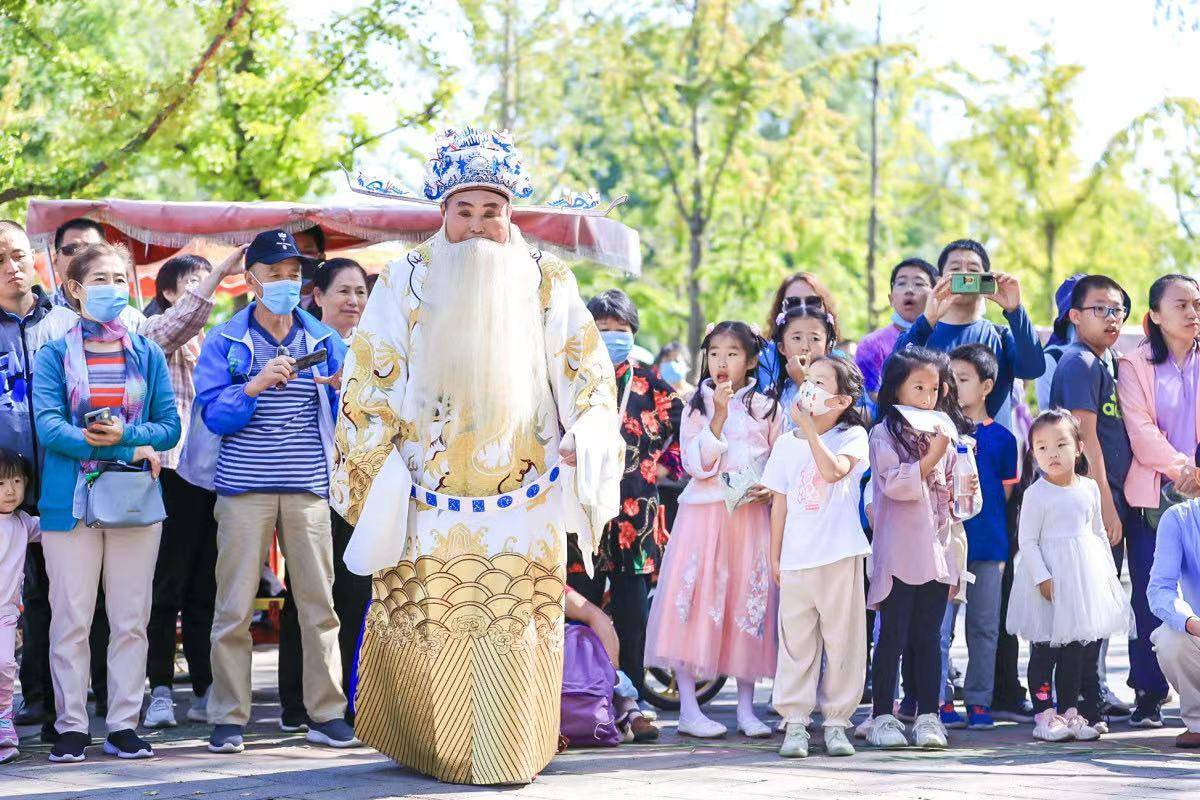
top-left (687, 220), bottom-right (705, 371)
top-left (864, 3), bottom-right (883, 330)
top-left (498, 0), bottom-right (517, 131)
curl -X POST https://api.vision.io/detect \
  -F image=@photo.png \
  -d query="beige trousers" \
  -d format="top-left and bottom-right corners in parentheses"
top-left (210, 492), bottom-right (344, 726)
top-left (773, 554), bottom-right (866, 729)
top-left (43, 522), bottom-right (162, 734)
top-left (1152, 625), bottom-right (1200, 733)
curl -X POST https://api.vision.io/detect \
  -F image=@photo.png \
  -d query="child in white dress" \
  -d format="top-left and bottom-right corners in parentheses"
top-left (1007, 410), bottom-right (1130, 742)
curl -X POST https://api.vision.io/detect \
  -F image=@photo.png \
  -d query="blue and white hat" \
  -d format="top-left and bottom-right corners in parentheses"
top-left (422, 126), bottom-right (535, 203)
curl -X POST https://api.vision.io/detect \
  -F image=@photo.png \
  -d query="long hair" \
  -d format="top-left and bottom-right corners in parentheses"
top-left (765, 271), bottom-right (838, 339)
top-left (810, 355), bottom-right (870, 430)
top-left (874, 346), bottom-right (972, 461)
top-left (771, 305), bottom-right (837, 397)
top-left (688, 321), bottom-right (778, 420)
top-left (1145, 274), bottom-right (1200, 365)
top-left (1028, 408), bottom-right (1090, 476)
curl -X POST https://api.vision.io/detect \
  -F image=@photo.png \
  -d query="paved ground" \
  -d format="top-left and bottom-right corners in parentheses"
top-left (5, 631), bottom-right (1199, 799)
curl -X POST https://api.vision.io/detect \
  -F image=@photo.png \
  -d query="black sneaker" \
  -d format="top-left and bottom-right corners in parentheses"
top-left (992, 698), bottom-right (1035, 723)
top-left (104, 729), bottom-right (153, 759)
top-left (1099, 695), bottom-right (1132, 723)
top-left (48, 731), bottom-right (90, 763)
top-left (1130, 696), bottom-right (1164, 728)
top-left (279, 710), bottom-right (309, 733)
top-left (13, 699), bottom-right (45, 726)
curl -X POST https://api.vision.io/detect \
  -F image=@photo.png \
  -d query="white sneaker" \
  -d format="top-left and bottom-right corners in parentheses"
top-left (1063, 709), bottom-right (1100, 741)
top-left (854, 715), bottom-right (874, 739)
top-left (143, 686), bottom-right (177, 729)
top-left (737, 716), bottom-right (772, 738)
top-left (824, 726), bottom-right (855, 756)
top-left (1032, 709), bottom-right (1072, 742)
top-left (779, 723), bottom-right (809, 757)
top-left (866, 714), bottom-right (909, 748)
top-left (912, 713), bottom-right (948, 749)
top-left (186, 688), bottom-right (210, 723)
top-left (677, 716), bottom-right (727, 738)
top-left (1093, 720), bottom-right (1109, 735)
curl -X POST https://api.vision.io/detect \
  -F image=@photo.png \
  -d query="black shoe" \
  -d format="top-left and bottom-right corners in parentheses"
top-left (104, 729), bottom-right (153, 759)
top-left (1130, 696), bottom-right (1164, 728)
top-left (13, 700), bottom-right (45, 726)
top-left (992, 698), bottom-right (1035, 723)
top-left (279, 710), bottom-right (309, 733)
top-left (48, 731), bottom-right (90, 763)
top-left (1099, 696), bottom-right (1132, 723)
top-left (40, 722), bottom-right (59, 745)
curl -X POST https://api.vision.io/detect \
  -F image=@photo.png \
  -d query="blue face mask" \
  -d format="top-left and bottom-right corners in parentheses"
top-left (659, 359), bottom-right (687, 385)
top-left (256, 277), bottom-right (302, 315)
top-left (601, 330), bottom-right (634, 364)
top-left (891, 310), bottom-right (915, 331)
top-left (81, 284), bottom-right (129, 324)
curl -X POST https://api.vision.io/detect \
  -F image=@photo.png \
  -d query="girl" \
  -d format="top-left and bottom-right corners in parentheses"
top-left (1117, 273), bottom-right (1200, 727)
top-left (758, 272), bottom-right (839, 390)
top-left (762, 356), bottom-right (872, 758)
top-left (1007, 410), bottom-right (1130, 742)
top-left (866, 346), bottom-right (975, 750)
top-left (644, 321), bottom-right (781, 738)
top-left (34, 241), bottom-right (181, 762)
top-left (771, 305), bottom-right (837, 431)
top-left (0, 450), bottom-right (38, 764)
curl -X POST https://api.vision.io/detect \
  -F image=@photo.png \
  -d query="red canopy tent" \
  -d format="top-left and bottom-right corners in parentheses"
top-left (24, 195), bottom-right (642, 301)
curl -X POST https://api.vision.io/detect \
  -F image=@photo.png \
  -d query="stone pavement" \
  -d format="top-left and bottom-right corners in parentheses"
top-left (5, 637), bottom-right (1199, 799)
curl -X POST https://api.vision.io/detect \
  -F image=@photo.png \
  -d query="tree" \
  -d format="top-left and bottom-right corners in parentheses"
top-left (0, 0), bottom-right (450, 213)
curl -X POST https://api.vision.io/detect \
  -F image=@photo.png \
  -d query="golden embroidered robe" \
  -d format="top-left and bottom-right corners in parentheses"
top-left (330, 232), bottom-right (619, 785)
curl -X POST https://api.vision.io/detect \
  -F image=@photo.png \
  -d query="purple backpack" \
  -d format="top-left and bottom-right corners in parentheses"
top-left (560, 623), bottom-right (621, 747)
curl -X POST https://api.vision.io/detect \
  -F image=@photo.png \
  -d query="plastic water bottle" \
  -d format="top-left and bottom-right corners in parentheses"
top-left (953, 439), bottom-right (977, 519)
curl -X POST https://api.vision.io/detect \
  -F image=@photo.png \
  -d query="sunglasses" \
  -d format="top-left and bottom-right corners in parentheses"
top-left (58, 242), bottom-right (89, 257)
top-left (782, 294), bottom-right (824, 311)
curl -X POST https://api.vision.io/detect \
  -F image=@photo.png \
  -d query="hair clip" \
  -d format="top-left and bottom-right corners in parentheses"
top-left (704, 322), bottom-right (716, 337)
top-left (775, 312), bottom-right (787, 326)
top-left (748, 322), bottom-right (762, 337)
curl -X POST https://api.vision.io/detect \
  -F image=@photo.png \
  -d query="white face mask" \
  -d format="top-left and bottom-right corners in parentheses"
top-left (797, 380), bottom-right (838, 415)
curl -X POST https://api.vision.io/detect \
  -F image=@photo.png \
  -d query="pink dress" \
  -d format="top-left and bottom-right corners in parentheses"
top-left (1, 510), bottom-right (39, 731)
top-left (866, 424), bottom-right (959, 609)
top-left (644, 380), bottom-right (782, 681)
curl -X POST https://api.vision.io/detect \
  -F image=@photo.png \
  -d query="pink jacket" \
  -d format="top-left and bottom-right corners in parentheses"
top-left (678, 380), bottom-right (781, 505)
top-left (1116, 343), bottom-right (1200, 509)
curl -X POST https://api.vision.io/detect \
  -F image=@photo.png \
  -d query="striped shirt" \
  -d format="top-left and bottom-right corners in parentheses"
top-left (214, 320), bottom-right (329, 498)
top-left (85, 346), bottom-right (126, 410)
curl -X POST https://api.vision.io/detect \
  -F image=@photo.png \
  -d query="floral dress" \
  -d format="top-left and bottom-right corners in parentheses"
top-left (568, 362), bottom-right (683, 577)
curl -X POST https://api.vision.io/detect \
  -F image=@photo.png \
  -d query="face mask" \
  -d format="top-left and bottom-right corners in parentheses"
top-left (255, 276), bottom-right (302, 315)
top-left (797, 380), bottom-right (838, 415)
top-left (81, 284), bottom-right (128, 324)
top-left (891, 310), bottom-right (914, 332)
top-left (601, 330), bottom-right (634, 364)
top-left (659, 359), bottom-right (687, 385)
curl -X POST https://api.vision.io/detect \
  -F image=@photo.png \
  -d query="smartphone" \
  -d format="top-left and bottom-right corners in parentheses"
top-left (950, 273), bottom-right (997, 295)
top-left (291, 349), bottom-right (328, 372)
top-left (84, 407), bottom-right (113, 426)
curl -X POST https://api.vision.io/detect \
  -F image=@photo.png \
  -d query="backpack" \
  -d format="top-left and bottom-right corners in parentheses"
top-left (560, 623), bottom-right (621, 748)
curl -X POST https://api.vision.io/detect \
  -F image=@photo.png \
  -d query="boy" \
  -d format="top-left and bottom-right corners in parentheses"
top-left (946, 343), bottom-right (1019, 729)
top-left (856, 257), bottom-right (937, 402)
top-left (1049, 274), bottom-right (1139, 725)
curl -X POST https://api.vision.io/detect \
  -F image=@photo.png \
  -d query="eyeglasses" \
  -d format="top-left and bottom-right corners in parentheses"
top-left (1081, 305), bottom-right (1128, 321)
top-left (58, 242), bottom-right (88, 257)
top-left (782, 294), bottom-right (824, 311)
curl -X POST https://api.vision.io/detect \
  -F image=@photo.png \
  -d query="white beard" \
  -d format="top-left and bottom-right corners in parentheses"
top-left (418, 225), bottom-right (547, 445)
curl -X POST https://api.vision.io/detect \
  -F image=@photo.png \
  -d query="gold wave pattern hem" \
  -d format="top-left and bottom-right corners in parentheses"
top-left (354, 551), bottom-right (565, 785)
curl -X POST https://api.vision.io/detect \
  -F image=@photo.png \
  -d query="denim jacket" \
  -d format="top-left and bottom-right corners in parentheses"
top-left (178, 304), bottom-right (346, 491)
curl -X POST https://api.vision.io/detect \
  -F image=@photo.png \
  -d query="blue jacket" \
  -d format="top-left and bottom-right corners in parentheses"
top-left (33, 332), bottom-right (181, 531)
top-left (181, 304), bottom-right (346, 491)
top-left (0, 287), bottom-right (53, 466)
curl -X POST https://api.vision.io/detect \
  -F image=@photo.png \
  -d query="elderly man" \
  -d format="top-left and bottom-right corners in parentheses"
top-left (1148, 460), bottom-right (1200, 749)
top-left (332, 127), bottom-right (621, 785)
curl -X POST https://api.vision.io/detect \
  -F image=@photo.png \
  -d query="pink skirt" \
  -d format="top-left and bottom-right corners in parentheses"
top-left (644, 500), bottom-right (778, 682)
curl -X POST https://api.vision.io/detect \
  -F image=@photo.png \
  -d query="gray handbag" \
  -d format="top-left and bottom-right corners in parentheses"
top-left (84, 462), bottom-right (167, 529)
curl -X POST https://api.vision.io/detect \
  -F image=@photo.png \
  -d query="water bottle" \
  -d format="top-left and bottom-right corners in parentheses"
top-left (953, 438), bottom-right (977, 519)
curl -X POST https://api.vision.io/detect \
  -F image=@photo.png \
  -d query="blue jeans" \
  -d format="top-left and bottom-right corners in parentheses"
top-left (1126, 510), bottom-right (1169, 700)
top-left (932, 561), bottom-right (1004, 708)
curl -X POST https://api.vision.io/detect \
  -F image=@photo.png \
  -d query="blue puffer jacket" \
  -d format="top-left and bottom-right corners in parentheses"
top-left (33, 331), bottom-right (181, 531)
top-left (178, 303), bottom-right (346, 492)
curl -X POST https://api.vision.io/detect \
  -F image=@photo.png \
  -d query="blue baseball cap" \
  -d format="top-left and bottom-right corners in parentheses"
top-left (246, 230), bottom-right (307, 269)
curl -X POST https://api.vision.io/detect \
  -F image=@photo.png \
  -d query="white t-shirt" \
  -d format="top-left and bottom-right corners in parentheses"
top-left (761, 423), bottom-right (871, 571)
